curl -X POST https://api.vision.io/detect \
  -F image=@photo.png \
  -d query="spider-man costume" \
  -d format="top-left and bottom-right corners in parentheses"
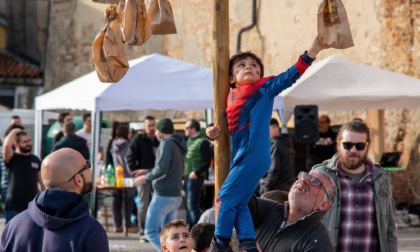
top-left (215, 52), bottom-right (314, 241)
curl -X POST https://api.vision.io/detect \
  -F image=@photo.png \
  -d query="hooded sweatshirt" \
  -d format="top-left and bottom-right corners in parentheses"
top-left (145, 134), bottom-right (187, 197)
top-left (1, 189), bottom-right (109, 252)
top-left (111, 138), bottom-right (132, 177)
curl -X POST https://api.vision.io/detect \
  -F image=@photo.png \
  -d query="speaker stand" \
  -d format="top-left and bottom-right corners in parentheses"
top-left (305, 144), bottom-right (312, 172)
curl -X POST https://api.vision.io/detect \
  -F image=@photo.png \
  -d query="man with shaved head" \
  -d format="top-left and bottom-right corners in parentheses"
top-left (1, 148), bottom-right (109, 252)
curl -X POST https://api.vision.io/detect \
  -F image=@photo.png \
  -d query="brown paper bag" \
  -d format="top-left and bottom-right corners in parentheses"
top-left (317, 0), bottom-right (354, 49)
top-left (92, 4), bottom-right (129, 83)
top-left (147, 0), bottom-right (177, 35)
top-left (121, 0), bottom-right (152, 46)
top-left (92, 0), bottom-right (120, 4)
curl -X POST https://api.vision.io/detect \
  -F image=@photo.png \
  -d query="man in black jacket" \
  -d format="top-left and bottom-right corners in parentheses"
top-left (250, 170), bottom-right (336, 252)
top-left (127, 116), bottom-right (159, 240)
top-left (52, 122), bottom-right (90, 160)
top-left (260, 118), bottom-right (295, 194)
top-left (309, 115), bottom-right (337, 166)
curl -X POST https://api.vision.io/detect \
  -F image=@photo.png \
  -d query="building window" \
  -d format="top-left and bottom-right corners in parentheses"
top-left (0, 88), bottom-right (15, 109)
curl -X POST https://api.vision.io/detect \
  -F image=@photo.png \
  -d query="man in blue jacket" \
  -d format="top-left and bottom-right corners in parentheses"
top-left (1, 148), bottom-right (109, 252)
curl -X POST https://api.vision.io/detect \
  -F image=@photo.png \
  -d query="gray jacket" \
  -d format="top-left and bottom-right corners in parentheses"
top-left (312, 154), bottom-right (398, 252)
top-left (145, 135), bottom-right (187, 197)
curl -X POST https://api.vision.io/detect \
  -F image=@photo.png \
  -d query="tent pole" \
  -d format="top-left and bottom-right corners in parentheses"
top-left (90, 110), bottom-right (101, 215)
top-left (34, 109), bottom-right (43, 158)
top-left (212, 0), bottom-right (230, 213)
top-left (205, 108), bottom-right (213, 125)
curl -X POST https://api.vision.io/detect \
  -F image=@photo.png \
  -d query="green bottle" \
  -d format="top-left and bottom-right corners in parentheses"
top-left (107, 163), bottom-right (115, 186)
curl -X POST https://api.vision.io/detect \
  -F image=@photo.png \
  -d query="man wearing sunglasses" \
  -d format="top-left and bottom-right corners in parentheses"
top-left (248, 170), bottom-right (336, 251)
top-left (1, 148), bottom-right (109, 251)
top-left (312, 118), bottom-right (398, 252)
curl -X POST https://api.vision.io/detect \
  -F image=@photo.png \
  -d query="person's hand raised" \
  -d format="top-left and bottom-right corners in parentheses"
top-left (307, 35), bottom-right (330, 59)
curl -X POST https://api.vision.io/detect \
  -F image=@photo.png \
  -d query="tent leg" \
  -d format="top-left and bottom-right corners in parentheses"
top-left (90, 110), bottom-right (102, 216)
top-left (34, 110), bottom-right (43, 158)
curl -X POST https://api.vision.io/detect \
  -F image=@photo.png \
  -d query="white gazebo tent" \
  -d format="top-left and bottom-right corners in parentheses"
top-left (274, 55), bottom-right (420, 113)
top-left (34, 53), bottom-right (213, 185)
top-left (273, 55), bottom-right (420, 159)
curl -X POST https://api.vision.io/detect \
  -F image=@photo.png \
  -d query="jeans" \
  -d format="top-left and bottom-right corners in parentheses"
top-left (184, 177), bottom-right (204, 227)
top-left (1, 187), bottom-right (6, 204)
top-left (137, 180), bottom-right (152, 234)
top-left (145, 195), bottom-right (182, 251)
top-left (5, 211), bottom-right (19, 223)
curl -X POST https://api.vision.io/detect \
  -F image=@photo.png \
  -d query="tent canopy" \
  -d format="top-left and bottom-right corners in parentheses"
top-left (35, 53), bottom-right (214, 111)
top-left (274, 55), bottom-right (420, 113)
top-left (34, 53), bottom-right (214, 177)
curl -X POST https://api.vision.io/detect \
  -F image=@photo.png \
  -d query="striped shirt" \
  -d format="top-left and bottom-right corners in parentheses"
top-left (336, 161), bottom-right (379, 252)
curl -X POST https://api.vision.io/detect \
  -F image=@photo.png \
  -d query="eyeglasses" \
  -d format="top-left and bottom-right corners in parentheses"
top-left (68, 160), bottom-right (91, 182)
top-left (341, 141), bottom-right (368, 151)
top-left (297, 171), bottom-right (330, 200)
top-left (185, 126), bottom-right (193, 130)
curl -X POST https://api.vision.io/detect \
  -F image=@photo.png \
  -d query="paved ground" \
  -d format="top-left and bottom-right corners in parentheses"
top-left (106, 227), bottom-right (420, 252)
top-left (0, 218), bottom-right (419, 251)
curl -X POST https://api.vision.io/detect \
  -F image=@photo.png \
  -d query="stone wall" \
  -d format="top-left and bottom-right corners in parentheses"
top-left (43, 0), bottom-right (420, 203)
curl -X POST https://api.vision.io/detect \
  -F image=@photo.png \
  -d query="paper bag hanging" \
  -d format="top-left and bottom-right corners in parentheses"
top-left (92, 0), bottom-right (120, 4)
top-left (147, 0), bottom-right (177, 35)
top-left (317, 0), bottom-right (354, 49)
top-left (92, 4), bottom-right (129, 83)
top-left (121, 0), bottom-right (152, 46)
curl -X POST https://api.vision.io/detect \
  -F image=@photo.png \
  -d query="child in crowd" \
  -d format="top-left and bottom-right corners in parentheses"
top-left (260, 190), bottom-right (289, 204)
top-left (208, 35), bottom-right (330, 252)
top-left (160, 219), bottom-right (193, 252)
top-left (191, 223), bottom-right (215, 252)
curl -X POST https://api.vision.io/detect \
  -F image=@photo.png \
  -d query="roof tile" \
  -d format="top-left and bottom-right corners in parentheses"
top-left (0, 51), bottom-right (41, 78)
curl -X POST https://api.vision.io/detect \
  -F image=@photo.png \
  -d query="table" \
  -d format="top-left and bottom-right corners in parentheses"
top-left (94, 185), bottom-right (136, 237)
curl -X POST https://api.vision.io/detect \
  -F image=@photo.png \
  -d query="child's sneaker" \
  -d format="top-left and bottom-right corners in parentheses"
top-left (209, 238), bottom-right (233, 252)
top-left (239, 239), bottom-right (259, 252)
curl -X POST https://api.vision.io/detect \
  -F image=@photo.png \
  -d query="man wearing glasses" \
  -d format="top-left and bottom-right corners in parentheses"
top-left (1, 148), bottom-right (109, 251)
top-left (312, 118), bottom-right (398, 252)
top-left (248, 170), bottom-right (336, 251)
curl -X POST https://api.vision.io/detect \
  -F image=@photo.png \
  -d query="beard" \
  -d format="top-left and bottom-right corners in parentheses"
top-left (288, 187), bottom-right (314, 216)
top-left (19, 145), bottom-right (32, 153)
top-left (81, 175), bottom-right (93, 196)
top-left (338, 149), bottom-right (368, 170)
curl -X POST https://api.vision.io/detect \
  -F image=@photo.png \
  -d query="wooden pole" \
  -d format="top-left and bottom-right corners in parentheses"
top-left (367, 109), bottom-right (385, 162)
top-left (212, 0), bottom-right (230, 202)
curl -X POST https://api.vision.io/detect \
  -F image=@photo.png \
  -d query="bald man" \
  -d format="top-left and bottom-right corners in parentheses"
top-left (1, 148), bottom-right (109, 252)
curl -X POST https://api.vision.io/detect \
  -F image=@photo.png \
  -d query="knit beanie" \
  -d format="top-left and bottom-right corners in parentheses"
top-left (155, 118), bottom-right (174, 134)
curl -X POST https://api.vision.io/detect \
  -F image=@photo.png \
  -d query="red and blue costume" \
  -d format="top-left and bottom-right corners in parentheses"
top-left (215, 53), bottom-right (314, 241)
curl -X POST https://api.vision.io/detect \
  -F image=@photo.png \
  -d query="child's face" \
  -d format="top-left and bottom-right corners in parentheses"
top-left (161, 226), bottom-right (193, 252)
top-left (230, 57), bottom-right (262, 87)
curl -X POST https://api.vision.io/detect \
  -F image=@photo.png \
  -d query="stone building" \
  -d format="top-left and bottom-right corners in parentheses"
top-left (1, 0), bottom-right (420, 205)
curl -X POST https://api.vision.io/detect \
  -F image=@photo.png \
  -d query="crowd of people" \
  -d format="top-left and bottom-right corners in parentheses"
top-left (0, 36), bottom-right (398, 251)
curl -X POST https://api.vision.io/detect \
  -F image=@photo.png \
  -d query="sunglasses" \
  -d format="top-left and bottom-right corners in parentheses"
top-left (341, 141), bottom-right (368, 151)
top-left (297, 171), bottom-right (330, 200)
top-left (68, 160), bottom-right (91, 182)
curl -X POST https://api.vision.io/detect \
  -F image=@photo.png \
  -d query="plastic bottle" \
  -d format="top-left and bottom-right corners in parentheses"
top-left (116, 164), bottom-right (124, 188)
top-left (100, 165), bottom-right (108, 186)
top-left (107, 163), bottom-right (115, 186)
